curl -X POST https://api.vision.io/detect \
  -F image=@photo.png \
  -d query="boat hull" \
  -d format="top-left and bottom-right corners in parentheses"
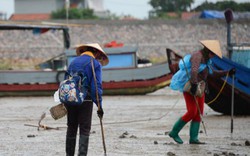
top-left (205, 75), bottom-right (250, 115)
top-left (0, 61), bottom-right (172, 96)
top-left (0, 74), bottom-right (172, 96)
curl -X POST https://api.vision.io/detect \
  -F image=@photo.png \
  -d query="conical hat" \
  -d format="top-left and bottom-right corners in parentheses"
top-left (199, 40), bottom-right (222, 58)
top-left (75, 43), bottom-right (109, 66)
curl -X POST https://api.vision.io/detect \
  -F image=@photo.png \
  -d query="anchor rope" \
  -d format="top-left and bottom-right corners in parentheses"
top-left (92, 94), bottom-right (181, 126)
top-left (206, 72), bottom-right (229, 105)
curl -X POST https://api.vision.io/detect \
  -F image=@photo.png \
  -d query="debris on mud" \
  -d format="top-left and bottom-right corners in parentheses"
top-left (119, 131), bottom-right (137, 139)
top-left (245, 140), bottom-right (250, 146)
top-left (27, 134), bottom-right (36, 138)
top-left (167, 151), bottom-right (175, 156)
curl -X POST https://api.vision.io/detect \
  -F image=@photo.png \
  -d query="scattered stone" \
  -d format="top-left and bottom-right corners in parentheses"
top-left (167, 151), bottom-right (175, 156)
top-left (207, 151), bottom-right (212, 154)
top-left (228, 152), bottom-right (236, 156)
top-left (27, 134), bottom-right (36, 138)
top-left (157, 133), bottom-right (163, 135)
top-left (165, 131), bottom-right (169, 135)
top-left (163, 142), bottom-right (175, 145)
top-left (245, 140), bottom-right (250, 146)
top-left (154, 141), bottom-right (158, 145)
top-left (130, 135), bottom-right (137, 139)
top-left (90, 131), bottom-right (96, 134)
top-left (222, 151), bottom-right (228, 155)
top-left (213, 153), bottom-right (219, 156)
top-left (119, 134), bottom-right (126, 139)
top-left (231, 142), bottom-right (242, 146)
top-left (199, 130), bottom-right (203, 133)
top-left (119, 131), bottom-right (129, 139)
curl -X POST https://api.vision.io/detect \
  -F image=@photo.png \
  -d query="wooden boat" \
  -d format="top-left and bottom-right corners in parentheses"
top-left (0, 23), bottom-right (173, 96)
top-left (205, 9), bottom-right (250, 115)
top-left (205, 51), bottom-right (250, 115)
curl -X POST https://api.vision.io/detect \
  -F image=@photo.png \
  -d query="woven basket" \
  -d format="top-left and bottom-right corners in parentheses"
top-left (50, 103), bottom-right (67, 120)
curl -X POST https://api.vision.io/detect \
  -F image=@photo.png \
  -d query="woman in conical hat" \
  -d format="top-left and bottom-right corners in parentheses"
top-left (75, 43), bottom-right (109, 66)
top-left (64, 43), bottom-right (109, 155)
top-left (169, 40), bottom-right (235, 145)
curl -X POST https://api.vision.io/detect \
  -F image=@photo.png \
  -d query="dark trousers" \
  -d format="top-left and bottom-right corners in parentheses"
top-left (66, 98), bottom-right (93, 137)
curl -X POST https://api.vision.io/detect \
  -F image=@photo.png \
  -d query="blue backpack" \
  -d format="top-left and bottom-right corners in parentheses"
top-left (58, 74), bottom-right (86, 105)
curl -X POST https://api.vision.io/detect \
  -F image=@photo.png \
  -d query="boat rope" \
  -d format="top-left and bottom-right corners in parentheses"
top-left (92, 94), bottom-right (181, 126)
top-left (206, 72), bottom-right (229, 105)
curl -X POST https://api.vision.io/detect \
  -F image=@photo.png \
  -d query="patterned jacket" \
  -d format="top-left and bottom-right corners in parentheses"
top-left (65, 53), bottom-right (103, 107)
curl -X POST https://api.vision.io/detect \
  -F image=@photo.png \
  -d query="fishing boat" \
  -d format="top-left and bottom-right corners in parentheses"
top-left (205, 9), bottom-right (250, 115)
top-left (0, 23), bottom-right (173, 96)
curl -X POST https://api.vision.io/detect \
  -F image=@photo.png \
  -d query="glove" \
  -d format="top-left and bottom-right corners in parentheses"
top-left (228, 68), bottom-right (236, 76)
top-left (97, 108), bottom-right (104, 119)
top-left (190, 83), bottom-right (197, 96)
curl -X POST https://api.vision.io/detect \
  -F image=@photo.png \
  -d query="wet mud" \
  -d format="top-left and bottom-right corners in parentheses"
top-left (0, 87), bottom-right (249, 156)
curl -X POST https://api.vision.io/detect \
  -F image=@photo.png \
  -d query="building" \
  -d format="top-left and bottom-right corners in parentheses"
top-left (10, 0), bottom-right (108, 20)
top-left (0, 11), bottom-right (7, 20)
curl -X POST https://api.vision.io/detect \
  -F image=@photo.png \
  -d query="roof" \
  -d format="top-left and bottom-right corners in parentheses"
top-left (0, 23), bottom-right (70, 49)
top-left (65, 45), bottom-right (138, 56)
top-left (181, 12), bottom-right (200, 20)
top-left (0, 23), bottom-right (68, 30)
top-left (10, 14), bottom-right (51, 21)
top-left (166, 12), bottom-right (200, 20)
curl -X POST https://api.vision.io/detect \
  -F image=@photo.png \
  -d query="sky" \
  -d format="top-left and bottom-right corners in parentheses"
top-left (0, 0), bottom-right (14, 19)
top-left (0, 0), bottom-right (249, 20)
top-left (104, 0), bottom-right (250, 19)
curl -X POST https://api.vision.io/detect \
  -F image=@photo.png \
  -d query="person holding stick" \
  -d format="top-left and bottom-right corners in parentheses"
top-left (64, 43), bottom-right (109, 155)
top-left (169, 40), bottom-right (235, 144)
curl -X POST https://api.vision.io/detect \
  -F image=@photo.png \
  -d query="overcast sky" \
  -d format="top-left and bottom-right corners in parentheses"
top-left (104, 0), bottom-right (250, 19)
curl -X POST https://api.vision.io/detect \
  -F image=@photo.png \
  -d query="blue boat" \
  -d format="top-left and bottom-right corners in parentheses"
top-left (205, 47), bottom-right (250, 115)
top-left (204, 9), bottom-right (250, 115)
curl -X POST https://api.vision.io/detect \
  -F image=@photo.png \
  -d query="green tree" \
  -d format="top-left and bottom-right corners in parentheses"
top-left (193, 1), bottom-right (250, 12)
top-left (51, 8), bottom-right (97, 19)
top-left (238, 3), bottom-right (250, 11)
top-left (149, 0), bottom-right (194, 18)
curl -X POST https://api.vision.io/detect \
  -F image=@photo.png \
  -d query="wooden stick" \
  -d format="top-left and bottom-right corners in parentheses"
top-left (24, 124), bottom-right (59, 130)
top-left (91, 58), bottom-right (107, 155)
top-left (231, 74), bottom-right (235, 138)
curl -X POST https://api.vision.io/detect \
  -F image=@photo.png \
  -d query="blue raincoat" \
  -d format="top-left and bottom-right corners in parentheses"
top-left (170, 54), bottom-right (213, 92)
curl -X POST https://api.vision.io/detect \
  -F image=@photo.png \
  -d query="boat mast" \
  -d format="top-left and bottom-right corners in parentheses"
top-left (224, 9), bottom-right (234, 59)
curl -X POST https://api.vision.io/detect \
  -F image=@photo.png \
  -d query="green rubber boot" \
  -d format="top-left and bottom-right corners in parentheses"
top-left (189, 121), bottom-right (205, 144)
top-left (169, 118), bottom-right (187, 144)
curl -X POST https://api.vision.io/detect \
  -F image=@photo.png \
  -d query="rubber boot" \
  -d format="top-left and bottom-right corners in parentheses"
top-left (78, 135), bottom-right (89, 156)
top-left (189, 121), bottom-right (205, 144)
top-left (66, 137), bottom-right (76, 156)
top-left (169, 118), bottom-right (187, 144)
